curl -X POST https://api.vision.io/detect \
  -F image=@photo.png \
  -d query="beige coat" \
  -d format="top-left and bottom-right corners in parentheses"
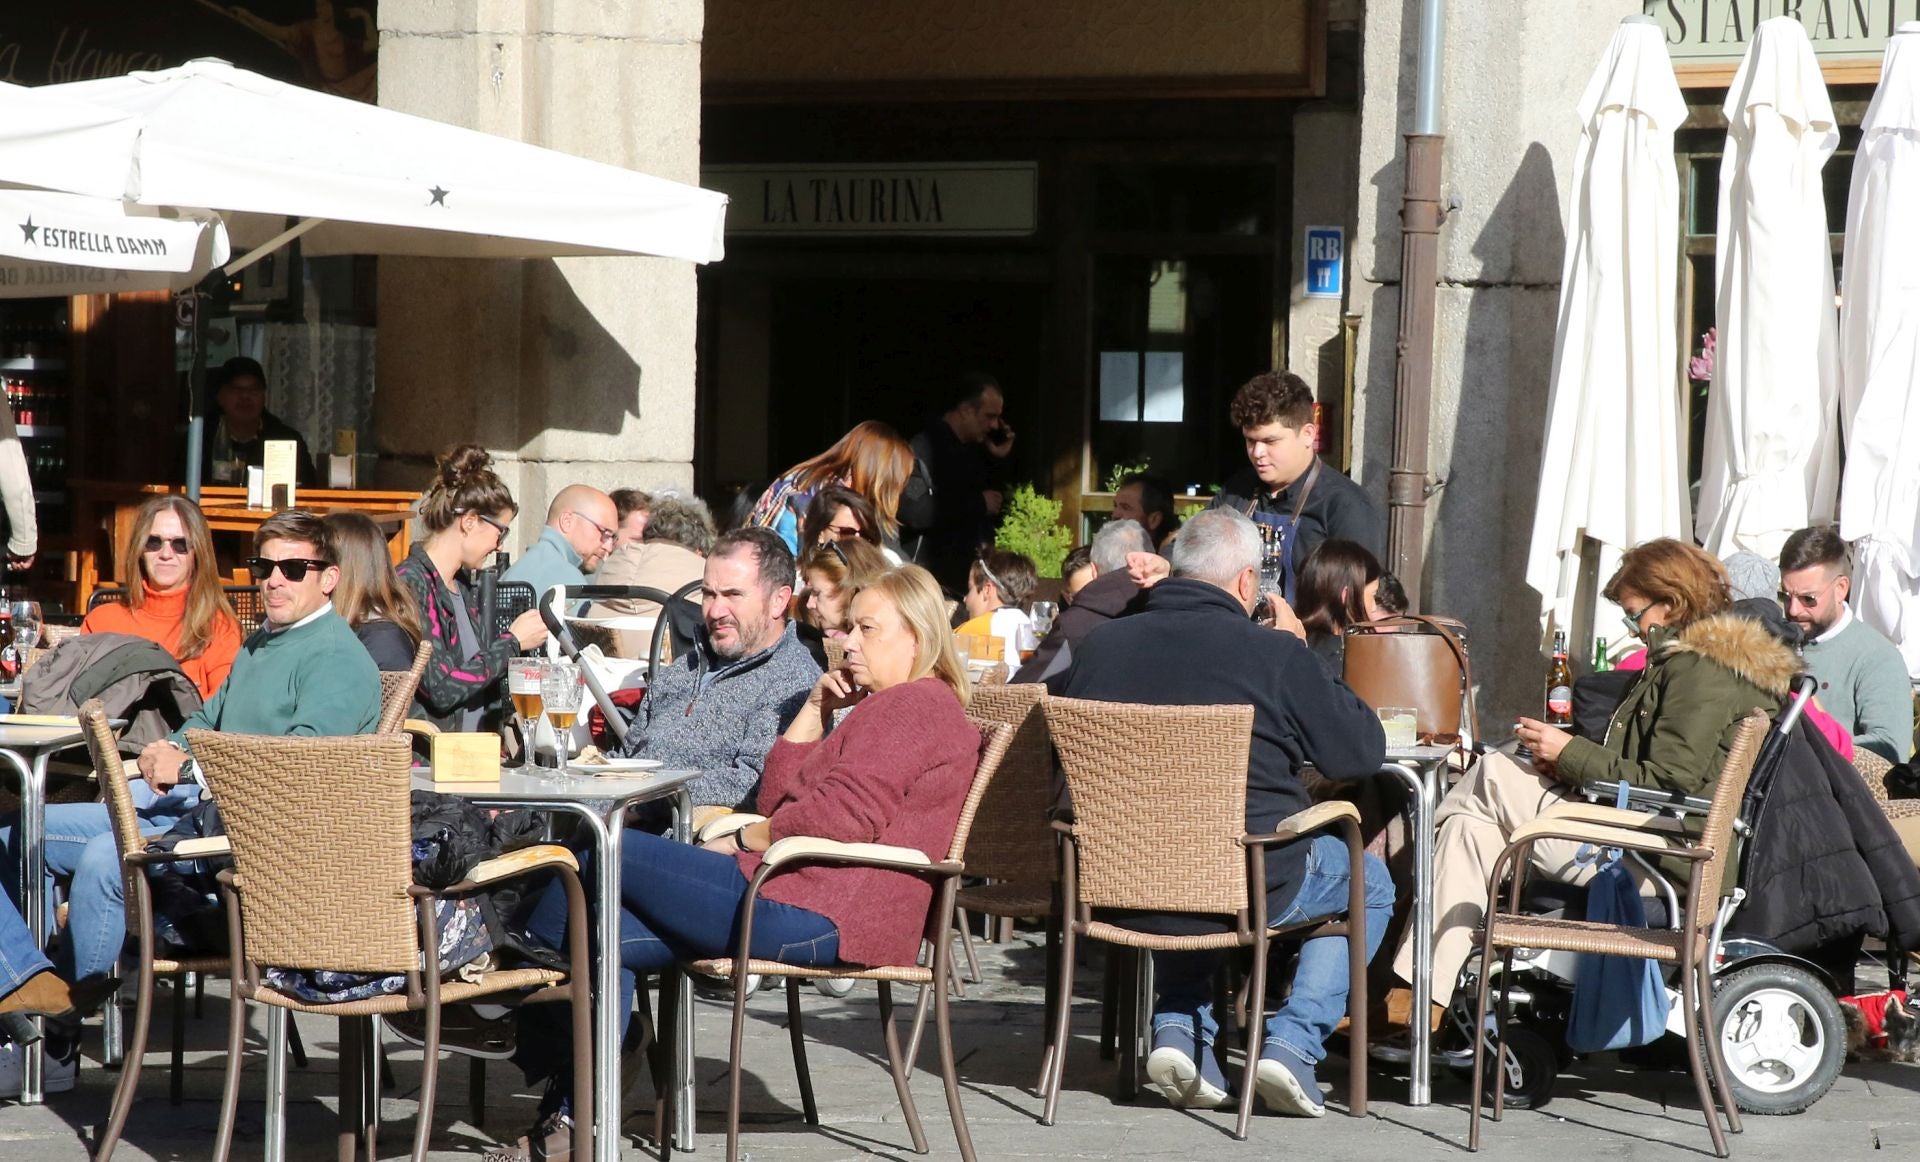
top-left (583, 541), bottom-right (705, 658)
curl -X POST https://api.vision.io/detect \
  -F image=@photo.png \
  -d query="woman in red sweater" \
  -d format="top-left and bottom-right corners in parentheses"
top-left (515, 564), bottom-right (980, 1148)
top-left (80, 496), bottom-right (242, 700)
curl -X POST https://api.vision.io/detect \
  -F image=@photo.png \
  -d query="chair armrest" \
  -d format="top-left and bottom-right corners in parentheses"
top-left (464, 844), bottom-right (578, 886)
top-left (700, 813), bottom-right (766, 843)
top-left (169, 836), bottom-right (233, 859)
top-left (403, 719), bottom-right (441, 738)
top-left (1507, 817), bottom-right (1710, 861)
top-left (761, 835), bottom-right (939, 873)
top-left (1541, 802), bottom-right (1688, 832)
top-left (690, 805), bottom-right (736, 834)
top-left (1243, 801), bottom-right (1361, 847)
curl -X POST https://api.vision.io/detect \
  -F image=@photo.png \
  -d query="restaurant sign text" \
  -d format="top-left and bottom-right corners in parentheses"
top-left (702, 163), bottom-right (1038, 237)
top-left (1647, 0), bottom-right (1920, 63)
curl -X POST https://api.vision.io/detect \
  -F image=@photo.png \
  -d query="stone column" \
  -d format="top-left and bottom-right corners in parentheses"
top-left (373, 0), bottom-right (704, 545)
top-left (1349, 0), bottom-right (1639, 725)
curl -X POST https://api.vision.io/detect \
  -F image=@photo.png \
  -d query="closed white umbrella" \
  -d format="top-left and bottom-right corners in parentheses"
top-left (0, 58), bottom-right (727, 265)
top-left (1696, 17), bottom-right (1843, 561)
top-left (1839, 23), bottom-right (1920, 678)
top-left (1526, 16), bottom-right (1691, 646)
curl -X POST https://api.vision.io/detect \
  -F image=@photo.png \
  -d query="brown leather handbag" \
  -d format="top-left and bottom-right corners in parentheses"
top-left (1342, 614), bottom-right (1478, 745)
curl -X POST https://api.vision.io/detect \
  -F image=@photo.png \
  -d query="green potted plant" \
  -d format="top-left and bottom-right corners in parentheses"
top-left (994, 484), bottom-right (1073, 588)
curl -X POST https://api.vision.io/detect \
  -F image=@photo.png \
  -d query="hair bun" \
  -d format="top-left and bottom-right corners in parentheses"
top-left (437, 443), bottom-right (494, 490)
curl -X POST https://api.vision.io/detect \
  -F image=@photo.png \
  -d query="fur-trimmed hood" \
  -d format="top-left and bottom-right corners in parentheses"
top-left (1658, 610), bottom-right (1800, 699)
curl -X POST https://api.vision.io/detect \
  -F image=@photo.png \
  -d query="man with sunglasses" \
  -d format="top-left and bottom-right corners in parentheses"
top-left (1778, 526), bottom-right (1912, 763)
top-left (502, 484), bottom-right (620, 599)
top-left (0, 511), bottom-right (379, 1091)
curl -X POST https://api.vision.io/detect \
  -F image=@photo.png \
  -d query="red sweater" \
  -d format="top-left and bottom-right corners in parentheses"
top-left (739, 677), bottom-right (979, 967)
top-left (81, 583), bottom-right (243, 700)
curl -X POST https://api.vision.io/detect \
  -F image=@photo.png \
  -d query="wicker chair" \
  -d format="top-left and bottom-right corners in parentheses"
top-left (189, 729), bottom-right (594, 1162)
top-left (1464, 711), bottom-right (1770, 1159)
top-left (377, 641), bottom-right (433, 734)
top-left (664, 719), bottom-right (1015, 1162)
top-left (822, 636), bottom-right (847, 674)
top-left (1039, 697), bottom-right (1370, 1138)
top-left (77, 701), bottom-right (232, 1161)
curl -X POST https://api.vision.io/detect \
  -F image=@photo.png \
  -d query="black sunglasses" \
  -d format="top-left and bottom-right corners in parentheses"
top-left (143, 535), bottom-right (192, 555)
top-left (245, 556), bottom-right (332, 582)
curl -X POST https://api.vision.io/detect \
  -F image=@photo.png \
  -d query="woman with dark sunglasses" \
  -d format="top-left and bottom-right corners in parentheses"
top-left (396, 444), bottom-right (549, 731)
top-left (80, 495), bottom-right (241, 699)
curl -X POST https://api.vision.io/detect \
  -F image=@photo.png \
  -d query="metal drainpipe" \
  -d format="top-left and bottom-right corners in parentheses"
top-left (1386, 0), bottom-right (1447, 609)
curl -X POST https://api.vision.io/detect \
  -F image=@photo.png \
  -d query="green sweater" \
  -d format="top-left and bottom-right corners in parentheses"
top-left (1802, 612), bottom-right (1914, 763)
top-left (170, 605), bottom-right (381, 749)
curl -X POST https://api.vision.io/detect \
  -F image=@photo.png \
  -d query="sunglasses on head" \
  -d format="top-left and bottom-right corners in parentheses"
top-left (245, 556), bottom-right (332, 582)
top-left (143, 535), bottom-right (192, 555)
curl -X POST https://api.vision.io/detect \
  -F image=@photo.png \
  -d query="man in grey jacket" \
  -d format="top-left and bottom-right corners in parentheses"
top-left (614, 526), bottom-right (821, 807)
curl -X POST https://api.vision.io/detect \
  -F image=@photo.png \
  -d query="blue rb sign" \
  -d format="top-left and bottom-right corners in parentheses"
top-left (1304, 226), bottom-right (1344, 299)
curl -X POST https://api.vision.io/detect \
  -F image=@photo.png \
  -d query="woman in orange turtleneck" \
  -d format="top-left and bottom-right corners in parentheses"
top-left (80, 496), bottom-right (242, 700)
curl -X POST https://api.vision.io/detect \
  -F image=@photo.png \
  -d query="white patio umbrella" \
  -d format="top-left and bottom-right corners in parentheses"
top-left (1839, 23), bottom-right (1920, 678)
top-left (1696, 17), bottom-right (1842, 561)
top-left (0, 58), bottom-right (727, 265)
top-left (1525, 16), bottom-right (1691, 650)
top-left (0, 187), bottom-right (229, 298)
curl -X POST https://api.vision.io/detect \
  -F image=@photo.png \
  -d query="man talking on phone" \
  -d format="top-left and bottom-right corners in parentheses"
top-left (906, 371), bottom-right (1017, 596)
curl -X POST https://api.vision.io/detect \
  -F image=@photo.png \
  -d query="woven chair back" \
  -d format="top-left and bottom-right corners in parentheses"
top-left (189, 729), bottom-right (418, 974)
top-left (945, 719), bottom-right (1015, 863)
top-left (1692, 711), bottom-right (1769, 920)
top-left (823, 636), bottom-right (847, 674)
top-left (960, 684), bottom-right (1054, 883)
top-left (1043, 697), bottom-right (1254, 916)
top-left (376, 640), bottom-right (433, 733)
top-left (77, 700), bottom-right (144, 882)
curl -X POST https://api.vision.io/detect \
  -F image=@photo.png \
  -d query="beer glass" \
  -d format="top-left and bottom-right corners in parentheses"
top-left (1030, 600), bottom-right (1057, 639)
top-left (541, 661), bottom-right (583, 774)
top-left (508, 661), bottom-right (545, 770)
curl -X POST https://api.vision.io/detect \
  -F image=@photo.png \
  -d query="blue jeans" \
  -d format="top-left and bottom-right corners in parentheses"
top-left (1151, 834), bottom-right (1394, 1068)
top-left (517, 829), bottom-right (840, 1085)
top-left (0, 782), bottom-right (202, 983)
top-left (0, 901), bottom-right (52, 1000)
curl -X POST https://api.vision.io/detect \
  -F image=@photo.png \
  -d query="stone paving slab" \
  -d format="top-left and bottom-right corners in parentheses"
top-left (0, 934), bottom-right (1913, 1160)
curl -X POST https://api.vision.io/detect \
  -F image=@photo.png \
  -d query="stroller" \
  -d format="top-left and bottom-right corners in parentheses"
top-left (1437, 672), bottom-right (1899, 1116)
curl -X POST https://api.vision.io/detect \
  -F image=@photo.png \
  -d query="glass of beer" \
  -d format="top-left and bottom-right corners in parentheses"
top-left (541, 661), bottom-right (583, 775)
top-left (508, 662), bottom-right (545, 770)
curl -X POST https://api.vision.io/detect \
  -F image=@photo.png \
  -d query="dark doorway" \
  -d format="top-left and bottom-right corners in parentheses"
top-left (765, 278), bottom-right (1047, 480)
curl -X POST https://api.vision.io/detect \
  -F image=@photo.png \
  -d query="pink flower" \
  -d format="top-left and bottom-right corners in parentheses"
top-left (1688, 327), bottom-right (1716, 383)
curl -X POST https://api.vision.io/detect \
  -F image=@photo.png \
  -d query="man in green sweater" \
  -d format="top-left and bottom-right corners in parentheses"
top-left (1780, 526), bottom-right (1914, 763)
top-left (2, 510), bottom-right (379, 1095)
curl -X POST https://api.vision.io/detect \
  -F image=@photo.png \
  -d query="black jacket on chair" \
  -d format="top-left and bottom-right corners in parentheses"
top-left (1735, 719), bottom-right (1920, 956)
top-left (1059, 578), bottom-right (1387, 933)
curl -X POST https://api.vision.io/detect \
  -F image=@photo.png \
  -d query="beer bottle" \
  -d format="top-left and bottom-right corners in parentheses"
top-left (1545, 630), bottom-right (1573, 727)
top-left (1592, 635), bottom-right (1611, 673)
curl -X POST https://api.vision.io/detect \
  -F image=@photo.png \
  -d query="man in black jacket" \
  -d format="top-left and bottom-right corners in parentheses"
top-left (1060, 508), bottom-right (1392, 1118)
top-left (1208, 370), bottom-right (1381, 603)
top-left (904, 371), bottom-right (1015, 594)
top-left (1011, 518), bottom-right (1153, 686)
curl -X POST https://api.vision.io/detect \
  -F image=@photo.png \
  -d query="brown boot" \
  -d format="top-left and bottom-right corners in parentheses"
top-left (0, 971), bottom-right (74, 1018)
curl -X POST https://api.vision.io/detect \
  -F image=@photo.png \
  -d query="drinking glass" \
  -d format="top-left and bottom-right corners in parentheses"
top-left (1030, 600), bottom-right (1058, 639)
top-left (508, 661), bottom-right (545, 770)
top-left (1378, 706), bottom-right (1419, 750)
top-left (541, 662), bottom-right (583, 775)
top-left (9, 601), bottom-right (42, 658)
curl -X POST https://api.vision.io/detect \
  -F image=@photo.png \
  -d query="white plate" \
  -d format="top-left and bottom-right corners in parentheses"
top-left (569, 757), bottom-right (664, 775)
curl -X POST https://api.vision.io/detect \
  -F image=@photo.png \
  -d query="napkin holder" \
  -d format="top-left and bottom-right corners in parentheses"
top-left (430, 732), bottom-right (502, 782)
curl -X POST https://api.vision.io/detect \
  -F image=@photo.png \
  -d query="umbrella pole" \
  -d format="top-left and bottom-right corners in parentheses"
top-left (183, 287), bottom-right (208, 501)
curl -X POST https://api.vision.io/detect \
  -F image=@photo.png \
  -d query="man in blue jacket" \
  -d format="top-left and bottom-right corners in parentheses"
top-left (1061, 508), bottom-right (1392, 1118)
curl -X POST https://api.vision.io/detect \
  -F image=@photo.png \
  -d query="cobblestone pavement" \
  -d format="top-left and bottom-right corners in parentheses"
top-left (3, 933), bottom-right (1917, 1160)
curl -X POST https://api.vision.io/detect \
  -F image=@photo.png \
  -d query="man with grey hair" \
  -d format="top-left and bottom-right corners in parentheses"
top-left (1012, 519), bottom-right (1154, 686)
top-left (1059, 508), bottom-right (1392, 1117)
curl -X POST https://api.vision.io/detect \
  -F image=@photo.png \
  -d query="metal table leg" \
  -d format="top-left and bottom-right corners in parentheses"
top-left (1383, 760), bottom-right (1437, 1106)
top-left (670, 789), bottom-right (695, 1151)
top-left (560, 805), bottom-right (623, 1162)
top-left (1, 748), bottom-right (48, 1105)
top-left (266, 1007), bottom-right (289, 1162)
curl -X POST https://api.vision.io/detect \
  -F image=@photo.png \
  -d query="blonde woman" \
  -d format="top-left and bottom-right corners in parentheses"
top-left (513, 565), bottom-right (978, 1147)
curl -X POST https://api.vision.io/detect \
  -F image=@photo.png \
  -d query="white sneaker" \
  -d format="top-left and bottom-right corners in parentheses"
top-left (0, 1040), bottom-right (78, 1095)
top-left (813, 977), bottom-right (855, 998)
top-left (1144, 1044), bottom-right (1231, 1110)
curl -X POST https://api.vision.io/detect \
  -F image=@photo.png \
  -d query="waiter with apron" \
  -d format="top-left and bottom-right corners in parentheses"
top-left (1209, 371), bottom-right (1384, 604)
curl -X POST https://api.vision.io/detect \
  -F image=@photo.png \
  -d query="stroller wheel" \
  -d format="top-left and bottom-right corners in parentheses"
top-left (1714, 962), bottom-right (1844, 1115)
top-left (1476, 1024), bottom-right (1558, 1111)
